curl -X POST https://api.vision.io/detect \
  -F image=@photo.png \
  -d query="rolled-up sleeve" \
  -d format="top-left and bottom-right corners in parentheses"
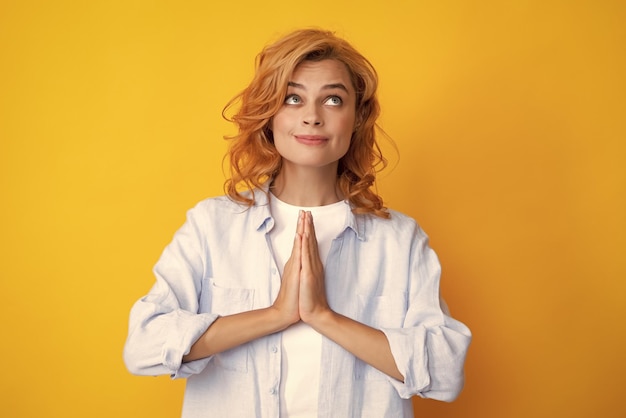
top-left (382, 224), bottom-right (472, 401)
top-left (123, 204), bottom-right (219, 379)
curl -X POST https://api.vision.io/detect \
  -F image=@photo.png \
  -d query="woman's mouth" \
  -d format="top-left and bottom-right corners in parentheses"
top-left (294, 135), bottom-right (328, 145)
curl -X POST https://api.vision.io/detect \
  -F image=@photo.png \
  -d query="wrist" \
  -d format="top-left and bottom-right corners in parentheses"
top-left (267, 305), bottom-right (300, 332)
top-left (303, 307), bottom-right (336, 333)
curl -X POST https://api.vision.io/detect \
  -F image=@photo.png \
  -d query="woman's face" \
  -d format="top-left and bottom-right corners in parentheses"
top-left (271, 59), bottom-right (357, 174)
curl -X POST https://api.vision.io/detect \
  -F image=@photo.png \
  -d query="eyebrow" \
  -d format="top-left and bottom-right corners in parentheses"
top-left (287, 81), bottom-right (349, 93)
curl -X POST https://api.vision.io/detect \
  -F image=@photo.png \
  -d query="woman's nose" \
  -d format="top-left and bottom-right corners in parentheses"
top-left (302, 104), bottom-right (323, 126)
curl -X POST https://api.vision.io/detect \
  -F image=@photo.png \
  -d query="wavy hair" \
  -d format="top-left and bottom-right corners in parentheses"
top-left (223, 28), bottom-right (390, 218)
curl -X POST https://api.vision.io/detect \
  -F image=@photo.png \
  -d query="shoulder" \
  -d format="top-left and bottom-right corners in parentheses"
top-left (365, 208), bottom-right (418, 232)
top-left (190, 186), bottom-right (262, 211)
top-left (185, 189), bottom-right (269, 228)
top-left (192, 194), bottom-right (246, 214)
top-left (193, 187), bottom-right (268, 211)
top-left (357, 208), bottom-right (430, 245)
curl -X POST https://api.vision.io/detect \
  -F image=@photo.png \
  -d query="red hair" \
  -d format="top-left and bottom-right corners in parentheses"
top-left (223, 28), bottom-right (390, 218)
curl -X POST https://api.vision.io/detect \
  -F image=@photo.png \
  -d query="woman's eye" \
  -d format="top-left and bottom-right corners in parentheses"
top-left (284, 95), bottom-right (301, 105)
top-left (325, 96), bottom-right (342, 106)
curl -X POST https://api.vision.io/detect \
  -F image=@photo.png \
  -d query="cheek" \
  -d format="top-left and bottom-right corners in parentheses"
top-left (340, 113), bottom-right (357, 135)
top-left (271, 109), bottom-right (292, 133)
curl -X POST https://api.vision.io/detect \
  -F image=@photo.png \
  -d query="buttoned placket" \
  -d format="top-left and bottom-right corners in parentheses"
top-left (255, 200), bottom-right (363, 417)
top-left (263, 215), bottom-right (282, 417)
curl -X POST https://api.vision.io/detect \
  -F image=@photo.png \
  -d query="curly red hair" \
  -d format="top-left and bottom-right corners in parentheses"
top-left (223, 28), bottom-right (390, 218)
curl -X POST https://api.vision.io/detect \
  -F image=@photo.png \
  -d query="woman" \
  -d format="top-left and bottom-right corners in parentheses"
top-left (124, 28), bottom-right (471, 417)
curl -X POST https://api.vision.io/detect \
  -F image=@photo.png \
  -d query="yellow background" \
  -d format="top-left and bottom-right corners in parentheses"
top-left (1, 1), bottom-right (624, 417)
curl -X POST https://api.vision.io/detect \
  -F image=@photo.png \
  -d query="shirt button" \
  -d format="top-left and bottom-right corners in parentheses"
top-left (269, 388), bottom-right (277, 395)
top-left (271, 268), bottom-right (277, 275)
top-left (271, 346), bottom-right (278, 353)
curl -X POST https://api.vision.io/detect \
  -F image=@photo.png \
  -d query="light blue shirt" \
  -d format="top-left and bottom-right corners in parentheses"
top-left (124, 188), bottom-right (472, 418)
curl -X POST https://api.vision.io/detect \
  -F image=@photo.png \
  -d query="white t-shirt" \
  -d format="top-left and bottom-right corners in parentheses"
top-left (269, 194), bottom-right (349, 418)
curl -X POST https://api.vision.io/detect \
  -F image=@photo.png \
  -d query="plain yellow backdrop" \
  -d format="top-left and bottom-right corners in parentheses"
top-left (1, 0), bottom-right (624, 417)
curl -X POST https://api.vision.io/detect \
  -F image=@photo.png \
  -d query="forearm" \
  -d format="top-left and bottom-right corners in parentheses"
top-left (308, 311), bottom-right (404, 382)
top-left (183, 306), bottom-right (292, 362)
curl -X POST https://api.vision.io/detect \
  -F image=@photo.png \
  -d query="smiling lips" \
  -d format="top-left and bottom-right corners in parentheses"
top-left (294, 135), bottom-right (328, 145)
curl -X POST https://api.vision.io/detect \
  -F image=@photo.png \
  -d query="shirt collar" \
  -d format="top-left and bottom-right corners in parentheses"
top-left (249, 186), bottom-right (273, 232)
top-left (248, 182), bottom-right (365, 241)
top-left (345, 205), bottom-right (365, 241)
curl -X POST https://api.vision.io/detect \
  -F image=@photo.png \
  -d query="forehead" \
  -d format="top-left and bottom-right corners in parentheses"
top-left (290, 59), bottom-right (354, 92)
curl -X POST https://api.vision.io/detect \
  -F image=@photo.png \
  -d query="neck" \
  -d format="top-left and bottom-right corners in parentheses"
top-left (271, 164), bottom-right (342, 207)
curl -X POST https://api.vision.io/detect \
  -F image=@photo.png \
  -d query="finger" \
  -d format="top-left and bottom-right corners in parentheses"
top-left (301, 227), bottom-right (310, 271)
top-left (296, 210), bottom-right (305, 238)
top-left (305, 212), bottom-right (320, 260)
top-left (301, 212), bottom-right (311, 269)
top-left (289, 211), bottom-right (304, 260)
top-left (293, 231), bottom-right (302, 269)
top-left (302, 212), bottom-right (312, 263)
top-left (302, 213), bottom-right (320, 273)
top-left (306, 211), bottom-right (316, 238)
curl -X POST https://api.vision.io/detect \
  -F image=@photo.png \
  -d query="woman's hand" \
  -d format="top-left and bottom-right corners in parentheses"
top-left (271, 210), bottom-right (334, 327)
top-left (299, 211), bottom-right (332, 324)
top-left (272, 210), bottom-right (331, 327)
top-left (270, 210), bottom-right (305, 328)
top-left (268, 211), bottom-right (403, 382)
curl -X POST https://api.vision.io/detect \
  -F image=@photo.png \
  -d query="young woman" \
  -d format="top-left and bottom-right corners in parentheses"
top-left (124, 28), bottom-right (471, 418)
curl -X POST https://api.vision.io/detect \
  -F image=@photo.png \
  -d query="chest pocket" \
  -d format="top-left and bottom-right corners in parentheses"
top-left (200, 278), bottom-right (255, 373)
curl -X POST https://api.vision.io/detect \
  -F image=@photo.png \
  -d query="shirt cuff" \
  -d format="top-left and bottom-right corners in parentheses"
top-left (381, 326), bottom-right (430, 399)
top-left (161, 310), bottom-right (219, 379)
